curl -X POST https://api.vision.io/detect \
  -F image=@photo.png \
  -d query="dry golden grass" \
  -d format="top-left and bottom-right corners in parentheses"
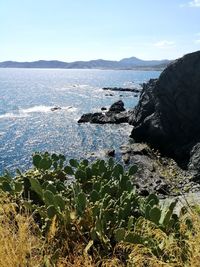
top-left (186, 211), bottom-right (200, 267)
top-left (0, 195), bottom-right (44, 267)
top-left (57, 254), bottom-right (95, 267)
top-left (1, 192), bottom-right (200, 267)
top-left (56, 252), bottom-right (124, 267)
top-left (124, 211), bottom-right (200, 267)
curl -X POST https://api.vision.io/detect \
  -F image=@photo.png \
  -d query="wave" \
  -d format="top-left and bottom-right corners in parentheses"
top-left (123, 81), bottom-right (142, 89)
top-left (57, 84), bottom-right (91, 91)
top-left (19, 105), bottom-right (77, 114)
top-left (62, 106), bottom-right (77, 112)
top-left (21, 105), bottom-right (53, 114)
top-left (0, 112), bottom-right (28, 119)
top-left (0, 105), bottom-right (77, 120)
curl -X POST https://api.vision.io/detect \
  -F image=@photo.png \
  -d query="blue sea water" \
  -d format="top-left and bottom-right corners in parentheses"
top-left (0, 68), bottom-right (160, 174)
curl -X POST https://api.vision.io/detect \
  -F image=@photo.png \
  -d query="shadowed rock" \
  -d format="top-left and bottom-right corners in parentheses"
top-left (108, 100), bottom-right (125, 112)
top-left (78, 100), bottom-right (134, 124)
top-left (131, 51), bottom-right (200, 165)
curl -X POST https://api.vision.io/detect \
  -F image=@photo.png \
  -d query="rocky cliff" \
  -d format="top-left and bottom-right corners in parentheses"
top-left (131, 50), bottom-right (200, 166)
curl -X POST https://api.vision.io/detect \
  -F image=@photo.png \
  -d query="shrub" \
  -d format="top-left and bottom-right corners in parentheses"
top-left (0, 152), bottom-right (198, 266)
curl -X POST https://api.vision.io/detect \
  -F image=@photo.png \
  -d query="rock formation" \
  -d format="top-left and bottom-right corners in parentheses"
top-left (78, 51), bottom-right (200, 189)
top-left (102, 87), bottom-right (141, 93)
top-left (78, 100), bottom-right (134, 124)
top-left (131, 51), bottom-right (200, 165)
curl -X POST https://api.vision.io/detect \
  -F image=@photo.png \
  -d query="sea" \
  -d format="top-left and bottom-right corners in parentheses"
top-left (0, 68), bottom-right (160, 174)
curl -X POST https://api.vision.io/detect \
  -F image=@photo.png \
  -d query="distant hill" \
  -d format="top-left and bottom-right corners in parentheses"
top-left (0, 57), bottom-right (172, 70)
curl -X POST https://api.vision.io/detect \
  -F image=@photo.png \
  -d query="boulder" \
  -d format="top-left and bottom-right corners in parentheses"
top-left (109, 100), bottom-right (125, 113)
top-left (78, 113), bottom-right (103, 123)
top-left (131, 51), bottom-right (200, 163)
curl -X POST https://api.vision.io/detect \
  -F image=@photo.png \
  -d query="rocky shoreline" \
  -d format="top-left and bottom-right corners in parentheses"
top-left (78, 51), bottom-right (200, 197)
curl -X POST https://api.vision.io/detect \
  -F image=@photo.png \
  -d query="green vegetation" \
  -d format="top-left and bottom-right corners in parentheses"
top-left (0, 152), bottom-right (200, 266)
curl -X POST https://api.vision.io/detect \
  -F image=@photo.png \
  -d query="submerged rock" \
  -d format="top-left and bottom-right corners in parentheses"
top-left (105, 93), bottom-right (114, 96)
top-left (51, 106), bottom-right (61, 111)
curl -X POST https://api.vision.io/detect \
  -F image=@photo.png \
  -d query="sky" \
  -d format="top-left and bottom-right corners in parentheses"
top-left (0, 0), bottom-right (200, 61)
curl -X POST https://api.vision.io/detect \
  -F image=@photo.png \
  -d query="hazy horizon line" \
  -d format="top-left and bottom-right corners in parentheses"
top-left (0, 56), bottom-right (174, 63)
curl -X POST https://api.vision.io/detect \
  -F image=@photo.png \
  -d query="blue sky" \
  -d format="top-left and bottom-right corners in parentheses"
top-left (0, 0), bottom-right (200, 61)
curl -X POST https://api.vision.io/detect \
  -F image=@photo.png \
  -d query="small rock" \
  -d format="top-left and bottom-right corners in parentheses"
top-left (155, 179), bottom-right (162, 184)
top-left (155, 183), bottom-right (170, 195)
top-left (51, 106), bottom-right (61, 111)
top-left (140, 189), bottom-right (149, 196)
top-left (120, 143), bottom-right (151, 156)
top-left (106, 149), bottom-right (115, 157)
top-left (122, 154), bottom-right (130, 164)
top-left (105, 93), bottom-right (113, 96)
top-left (101, 107), bottom-right (107, 111)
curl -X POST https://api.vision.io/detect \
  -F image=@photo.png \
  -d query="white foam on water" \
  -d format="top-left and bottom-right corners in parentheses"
top-left (57, 84), bottom-right (90, 91)
top-left (123, 81), bottom-right (135, 87)
top-left (21, 105), bottom-right (53, 114)
top-left (0, 112), bottom-right (28, 119)
top-left (0, 105), bottom-right (78, 120)
top-left (62, 106), bottom-right (77, 112)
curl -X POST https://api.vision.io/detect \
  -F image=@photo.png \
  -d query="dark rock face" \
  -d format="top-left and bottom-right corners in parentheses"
top-left (78, 113), bottom-right (104, 123)
top-left (130, 79), bottom-right (157, 127)
top-left (188, 143), bottom-right (200, 182)
top-left (78, 111), bottom-right (130, 124)
top-left (109, 100), bottom-right (125, 112)
top-left (131, 51), bottom-right (200, 162)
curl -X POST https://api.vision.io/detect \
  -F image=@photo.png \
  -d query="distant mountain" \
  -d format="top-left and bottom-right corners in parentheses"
top-left (0, 57), bottom-right (172, 70)
top-left (119, 57), bottom-right (170, 68)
